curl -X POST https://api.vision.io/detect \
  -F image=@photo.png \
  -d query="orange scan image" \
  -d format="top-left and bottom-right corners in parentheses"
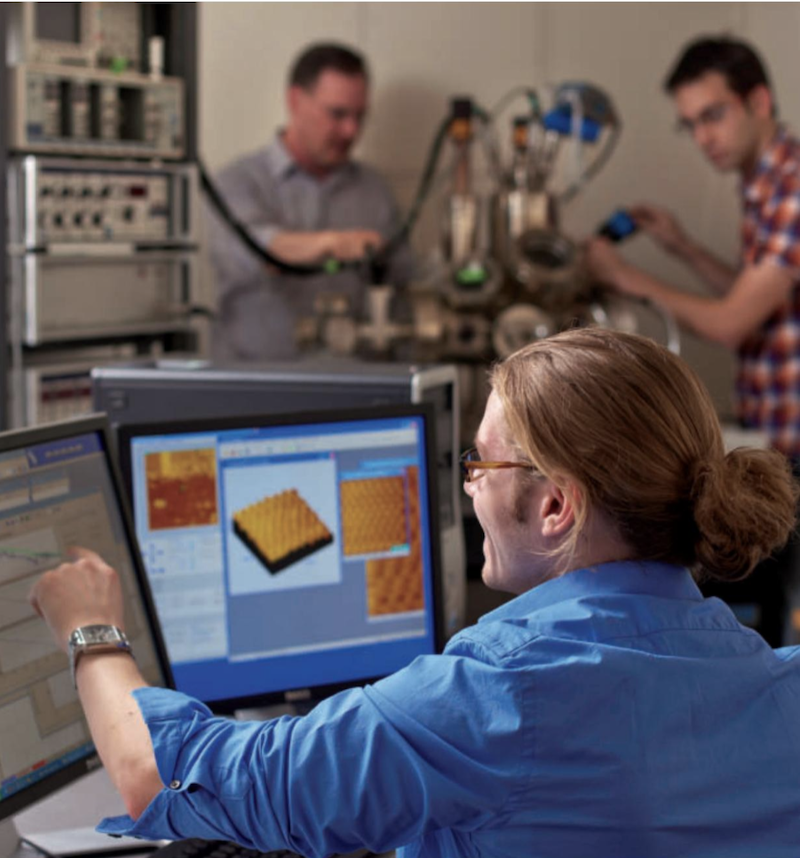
top-left (145, 448), bottom-right (219, 531)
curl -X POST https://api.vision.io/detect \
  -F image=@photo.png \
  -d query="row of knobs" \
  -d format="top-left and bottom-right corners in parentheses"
top-left (49, 211), bottom-right (119, 227)
top-left (41, 185), bottom-right (117, 199)
top-left (42, 207), bottom-right (137, 228)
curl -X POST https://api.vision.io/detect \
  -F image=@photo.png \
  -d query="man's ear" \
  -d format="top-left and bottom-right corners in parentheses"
top-left (539, 481), bottom-right (577, 539)
top-left (746, 84), bottom-right (774, 120)
top-left (287, 85), bottom-right (303, 115)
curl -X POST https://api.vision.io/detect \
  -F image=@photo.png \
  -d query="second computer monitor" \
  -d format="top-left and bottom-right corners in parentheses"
top-left (118, 404), bottom-right (443, 712)
top-left (0, 416), bottom-right (168, 846)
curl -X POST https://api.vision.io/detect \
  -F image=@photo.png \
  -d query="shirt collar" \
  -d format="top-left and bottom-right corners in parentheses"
top-left (479, 560), bottom-right (703, 625)
top-left (264, 131), bottom-right (358, 185)
top-left (264, 132), bottom-right (299, 180)
top-left (742, 124), bottom-right (790, 203)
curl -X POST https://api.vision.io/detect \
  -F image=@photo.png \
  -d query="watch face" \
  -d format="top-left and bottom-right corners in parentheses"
top-left (78, 625), bottom-right (122, 645)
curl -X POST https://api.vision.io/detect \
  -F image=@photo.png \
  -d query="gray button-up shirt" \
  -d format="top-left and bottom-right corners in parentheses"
top-left (208, 135), bottom-right (414, 361)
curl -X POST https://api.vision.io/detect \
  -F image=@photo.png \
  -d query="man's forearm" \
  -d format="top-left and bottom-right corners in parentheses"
top-left (612, 264), bottom-right (741, 348)
top-left (269, 231), bottom-right (336, 264)
top-left (674, 238), bottom-right (738, 296)
top-left (77, 653), bottom-right (162, 820)
top-left (271, 229), bottom-right (382, 265)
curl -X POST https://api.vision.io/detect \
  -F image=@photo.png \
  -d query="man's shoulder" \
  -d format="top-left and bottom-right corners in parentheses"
top-left (780, 127), bottom-right (800, 152)
top-left (745, 130), bottom-right (800, 211)
top-left (773, 128), bottom-right (800, 178)
top-left (216, 144), bottom-right (277, 191)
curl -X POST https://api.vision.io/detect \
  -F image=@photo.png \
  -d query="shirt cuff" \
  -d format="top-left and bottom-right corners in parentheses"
top-left (754, 253), bottom-right (800, 277)
top-left (96, 687), bottom-right (214, 840)
top-left (260, 225), bottom-right (280, 249)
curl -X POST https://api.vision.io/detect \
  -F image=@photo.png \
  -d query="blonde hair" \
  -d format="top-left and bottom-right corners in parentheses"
top-left (490, 328), bottom-right (797, 581)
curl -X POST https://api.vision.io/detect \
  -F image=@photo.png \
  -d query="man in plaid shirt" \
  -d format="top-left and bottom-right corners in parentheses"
top-left (586, 36), bottom-right (800, 647)
top-left (586, 36), bottom-right (800, 460)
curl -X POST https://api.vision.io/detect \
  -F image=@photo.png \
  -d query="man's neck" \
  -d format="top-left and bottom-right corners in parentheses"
top-left (281, 128), bottom-right (335, 179)
top-left (741, 118), bottom-right (780, 179)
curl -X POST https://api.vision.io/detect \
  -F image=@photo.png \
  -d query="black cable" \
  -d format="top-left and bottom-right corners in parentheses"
top-left (198, 108), bottom-right (479, 281)
top-left (378, 115), bottom-right (451, 261)
top-left (197, 158), bottom-right (346, 277)
top-left (199, 150), bottom-right (419, 285)
top-left (185, 304), bottom-right (217, 321)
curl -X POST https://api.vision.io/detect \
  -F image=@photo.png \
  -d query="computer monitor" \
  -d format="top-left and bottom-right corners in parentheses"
top-left (0, 416), bottom-right (169, 858)
top-left (92, 358), bottom-right (466, 641)
top-left (118, 404), bottom-right (443, 713)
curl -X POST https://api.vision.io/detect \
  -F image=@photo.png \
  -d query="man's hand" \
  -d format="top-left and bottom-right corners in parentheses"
top-left (269, 229), bottom-right (384, 266)
top-left (29, 547), bottom-right (125, 652)
top-left (325, 229), bottom-right (383, 261)
top-left (629, 204), bottom-right (689, 256)
top-left (584, 238), bottom-right (636, 292)
top-left (30, 547), bottom-right (162, 821)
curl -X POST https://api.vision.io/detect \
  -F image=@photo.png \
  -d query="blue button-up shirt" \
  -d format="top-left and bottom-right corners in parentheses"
top-left (99, 561), bottom-right (800, 857)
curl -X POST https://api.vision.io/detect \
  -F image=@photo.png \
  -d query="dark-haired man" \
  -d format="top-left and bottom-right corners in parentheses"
top-left (586, 36), bottom-right (800, 460)
top-left (208, 43), bottom-right (413, 361)
top-left (585, 36), bottom-right (800, 647)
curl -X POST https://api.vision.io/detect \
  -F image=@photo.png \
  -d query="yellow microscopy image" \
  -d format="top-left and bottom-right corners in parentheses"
top-left (145, 448), bottom-right (218, 530)
top-left (366, 468), bottom-right (424, 616)
top-left (233, 489), bottom-right (333, 574)
top-left (340, 476), bottom-right (408, 556)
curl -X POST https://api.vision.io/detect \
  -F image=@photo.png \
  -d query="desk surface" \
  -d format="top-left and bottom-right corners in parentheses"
top-left (13, 769), bottom-right (393, 858)
top-left (16, 769), bottom-right (125, 835)
top-left (10, 770), bottom-right (148, 858)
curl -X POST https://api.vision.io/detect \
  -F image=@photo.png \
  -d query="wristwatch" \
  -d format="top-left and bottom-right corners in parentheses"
top-left (68, 625), bottom-right (133, 687)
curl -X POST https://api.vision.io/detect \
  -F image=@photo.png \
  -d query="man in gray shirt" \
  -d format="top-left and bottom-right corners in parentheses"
top-left (208, 43), bottom-right (414, 361)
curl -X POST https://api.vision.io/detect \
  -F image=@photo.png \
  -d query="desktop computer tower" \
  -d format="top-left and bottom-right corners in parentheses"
top-left (92, 358), bottom-right (466, 639)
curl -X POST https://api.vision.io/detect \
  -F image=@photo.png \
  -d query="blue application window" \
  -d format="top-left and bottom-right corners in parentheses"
top-left (126, 411), bottom-right (440, 709)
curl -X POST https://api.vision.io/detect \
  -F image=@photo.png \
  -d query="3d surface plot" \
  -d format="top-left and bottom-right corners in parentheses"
top-left (340, 475), bottom-right (408, 556)
top-left (146, 448), bottom-right (219, 531)
top-left (233, 489), bottom-right (333, 574)
top-left (365, 467), bottom-right (425, 617)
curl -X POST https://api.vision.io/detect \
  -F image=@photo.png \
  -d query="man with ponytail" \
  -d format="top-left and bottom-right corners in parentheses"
top-left (30, 330), bottom-right (800, 857)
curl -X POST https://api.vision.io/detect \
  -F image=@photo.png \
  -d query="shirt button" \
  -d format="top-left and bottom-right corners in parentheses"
top-left (168, 779), bottom-right (182, 790)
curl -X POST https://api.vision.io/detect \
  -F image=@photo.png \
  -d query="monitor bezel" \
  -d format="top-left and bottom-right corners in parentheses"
top-left (117, 403), bottom-right (445, 715)
top-left (0, 414), bottom-right (174, 822)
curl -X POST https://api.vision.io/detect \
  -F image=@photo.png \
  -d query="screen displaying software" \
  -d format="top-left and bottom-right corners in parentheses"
top-left (0, 426), bottom-right (164, 808)
top-left (125, 410), bottom-right (440, 708)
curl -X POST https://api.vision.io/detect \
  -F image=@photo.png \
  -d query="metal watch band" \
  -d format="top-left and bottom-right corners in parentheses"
top-left (69, 625), bottom-right (134, 688)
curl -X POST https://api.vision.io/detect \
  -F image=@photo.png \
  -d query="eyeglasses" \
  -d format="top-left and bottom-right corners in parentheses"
top-left (459, 447), bottom-right (536, 483)
top-left (323, 106), bottom-right (366, 127)
top-left (676, 101), bottom-right (733, 135)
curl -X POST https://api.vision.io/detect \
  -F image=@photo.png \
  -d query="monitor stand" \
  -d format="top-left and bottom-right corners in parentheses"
top-left (0, 819), bottom-right (64, 858)
top-left (0, 819), bottom-right (23, 858)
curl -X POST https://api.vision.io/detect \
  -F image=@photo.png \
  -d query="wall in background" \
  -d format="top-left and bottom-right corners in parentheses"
top-left (198, 1), bottom-right (800, 418)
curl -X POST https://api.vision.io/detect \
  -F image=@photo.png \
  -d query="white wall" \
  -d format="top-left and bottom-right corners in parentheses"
top-left (198, 1), bottom-right (800, 417)
top-left (741, 2), bottom-right (800, 132)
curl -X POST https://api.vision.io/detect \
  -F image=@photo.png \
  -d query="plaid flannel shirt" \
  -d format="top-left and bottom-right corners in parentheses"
top-left (736, 126), bottom-right (800, 457)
